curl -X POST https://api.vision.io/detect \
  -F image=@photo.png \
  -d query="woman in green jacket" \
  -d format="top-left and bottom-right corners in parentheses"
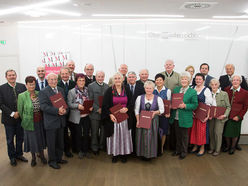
top-left (170, 71), bottom-right (198, 159)
top-left (18, 76), bottom-right (46, 167)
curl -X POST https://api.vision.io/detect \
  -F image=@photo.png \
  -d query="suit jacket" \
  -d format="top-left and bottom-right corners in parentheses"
top-left (35, 79), bottom-right (48, 91)
top-left (0, 82), bottom-right (26, 125)
top-left (219, 74), bottom-right (248, 91)
top-left (88, 82), bottom-right (109, 120)
top-left (224, 86), bottom-right (248, 120)
top-left (125, 83), bottom-right (145, 109)
top-left (85, 75), bottom-right (96, 87)
top-left (170, 86), bottom-right (198, 128)
top-left (57, 80), bottom-right (76, 100)
top-left (38, 86), bottom-right (67, 130)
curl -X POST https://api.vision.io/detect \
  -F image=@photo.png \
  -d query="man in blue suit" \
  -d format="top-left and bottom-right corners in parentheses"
top-left (35, 66), bottom-right (48, 91)
top-left (192, 63), bottom-right (214, 88)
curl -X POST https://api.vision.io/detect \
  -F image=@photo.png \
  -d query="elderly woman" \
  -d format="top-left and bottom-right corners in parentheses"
top-left (153, 73), bottom-right (171, 154)
top-left (223, 75), bottom-right (248, 154)
top-left (190, 73), bottom-right (212, 156)
top-left (185, 65), bottom-right (195, 86)
top-left (17, 76), bottom-right (47, 166)
top-left (67, 73), bottom-right (93, 159)
top-left (135, 81), bottom-right (164, 160)
top-left (208, 79), bottom-right (231, 156)
top-left (101, 72), bottom-right (133, 163)
top-left (170, 72), bottom-right (198, 159)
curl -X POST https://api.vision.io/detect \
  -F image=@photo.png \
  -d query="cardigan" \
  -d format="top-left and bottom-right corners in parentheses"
top-left (169, 86), bottom-right (198, 128)
top-left (160, 71), bottom-right (181, 92)
top-left (17, 90), bottom-right (39, 131)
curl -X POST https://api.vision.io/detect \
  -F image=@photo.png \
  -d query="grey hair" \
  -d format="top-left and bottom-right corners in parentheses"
top-left (225, 64), bottom-right (235, 70)
top-left (165, 59), bottom-right (174, 65)
top-left (113, 72), bottom-right (124, 81)
top-left (47, 73), bottom-right (58, 80)
top-left (144, 80), bottom-right (155, 89)
top-left (60, 67), bottom-right (70, 73)
top-left (139, 69), bottom-right (149, 74)
top-left (231, 74), bottom-right (242, 83)
top-left (66, 60), bottom-right (75, 65)
top-left (209, 78), bottom-right (220, 87)
top-left (95, 70), bottom-right (105, 76)
top-left (5, 69), bottom-right (16, 77)
top-left (180, 71), bottom-right (191, 82)
top-left (128, 71), bottom-right (137, 76)
top-left (84, 63), bottom-right (94, 69)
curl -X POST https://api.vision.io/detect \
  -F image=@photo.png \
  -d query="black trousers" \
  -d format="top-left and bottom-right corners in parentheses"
top-left (174, 120), bottom-right (189, 153)
top-left (64, 121), bottom-right (74, 153)
top-left (46, 127), bottom-right (64, 163)
top-left (169, 122), bottom-right (177, 151)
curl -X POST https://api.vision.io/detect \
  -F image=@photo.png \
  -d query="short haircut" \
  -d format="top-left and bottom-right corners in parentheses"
top-left (200, 63), bottom-right (209, 70)
top-left (84, 63), bottom-right (94, 70)
top-left (47, 73), bottom-right (58, 80)
top-left (139, 69), bottom-right (149, 74)
top-left (5, 69), bottom-right (16, 77)
top-left (144, 80), bottom-right (155, 89)
top-left (25, 76), bottom-right (36, 84)
top-left (60, 67), bottom-right (70, 73)
top-left (128, 71), bottom-right (137, 76)
top-left (155, 73), bottom-right (165, 81)
top-left (225, 64), bottom-right (235, 70)
top-left (195, 73), bottom-right (205, 81)
top-left (231, 74), bottom-right (242, 83)
top-left (180, 71), bottom-right (191, 82)
top-left (75, 73), bottom-right (86, 82)
top-left (209, 78), bottom-right (220, 87)
top-left (185, 65), bottom-right (195, 74)
top-left (95, 71), bottom-right (105, 76)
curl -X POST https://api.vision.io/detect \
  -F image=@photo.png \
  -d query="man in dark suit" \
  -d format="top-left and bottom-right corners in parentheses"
top-left (125, 71), bottom-right (145, 153)
top-left (84, 64), bottom-right (96, 87)
top-left (192, 63), bottom-right (214, 88)
top-left (219, 64), bottom-right (248, 91)
top-left (66, 60), bottom-right (77, 81)
top-left (136, 69), bottom-right (154, 86)
top-left (57, 67), bottom-right (76, 157)
top-left (0, 69), bottom-right (27, 166)
top-left (39, 73), bottom-right (68, 169)
top-left (35, 66), bottom-right (48, 91)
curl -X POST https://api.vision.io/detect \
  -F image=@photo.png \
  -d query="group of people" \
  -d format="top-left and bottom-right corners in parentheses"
top-left (0, 59), bottom-right (247, 169)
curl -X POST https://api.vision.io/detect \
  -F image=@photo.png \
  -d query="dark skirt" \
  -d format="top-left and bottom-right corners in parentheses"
top-left (223, 119), bottom-right (242, 138)
top-left (24, 121), bottom-right (46, 153)
top-left (159, 116), bottom-right (169, 135)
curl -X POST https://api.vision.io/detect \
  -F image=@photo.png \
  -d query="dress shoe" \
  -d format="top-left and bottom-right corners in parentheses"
top-left (10, 158), bottom-right (17, 166)
top-left (229, 148), bottom-right (235, 155)
top-left (92, 151), bottom-right (99, 156)
top-left (49, 162), bottom-right (60, 169)
top-left (172, 152), bottom-right (180, 156)
top-left (57, 159), bottom-right (68, 164)
top-left (31, 159), bottom-right (37, 167)
top-left (112, 156), bottom-right (118, 163)
top-left (16, 156), bottom-right (28, 162)
top-left (223, 147), bottom-right (229, 152)
top-left (40, 158), bottom-right (47, 164)
top-left (236, 145), bottom-right (242, 151)
top-left (179, 153), bottom-right (186, 160)
top-left (65, 151), bottom-right (73, 158)
top-left (120, 156), bottom-right (127, 163)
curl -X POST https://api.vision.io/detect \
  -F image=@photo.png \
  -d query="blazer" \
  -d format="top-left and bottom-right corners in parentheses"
top-left (38, 86), bottom-right (67, 130)
top-left (35, 79), bottom-right (48, 91)
top-left (0, 82), bottom-right (26, 125)
top-left (17, 90), bottom-right (39, 131)
top-left (219, 74), bottom-right (248, 91)
top-left (85, 75), bottom-right (96, 87)
top-left (170, 86), bottom-right (198, 128)
top-left (125, 83), bottom-right (145, 110)
top-left (224, 86), bottom-right (248, 120)
top-left (101, 86), bottom-right (132, 137)
top-left (88, 82), bottom-right (109, 120)
top-left (57, 80), bottom-right (76, 99)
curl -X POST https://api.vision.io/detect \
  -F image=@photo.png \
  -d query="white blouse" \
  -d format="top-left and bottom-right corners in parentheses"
top-left (195, 86), bottom-right (213, 105)
top-left (134, 95), bottom-right (164, 116)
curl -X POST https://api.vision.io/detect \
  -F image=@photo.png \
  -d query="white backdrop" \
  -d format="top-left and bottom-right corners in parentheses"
top-left (1, 19), bottom-right (248, 133)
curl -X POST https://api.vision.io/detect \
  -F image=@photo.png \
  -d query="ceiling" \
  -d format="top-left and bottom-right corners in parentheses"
top-left (1, 0), bottom-right (248, 23)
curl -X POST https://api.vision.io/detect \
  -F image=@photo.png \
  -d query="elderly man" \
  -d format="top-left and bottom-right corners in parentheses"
top-left (219, 64), bottom-right (248, 91)
top-left (39, 73), bottom-right (68, 169)
top-left (136, 69), bottom-right (154, 85)
top-left (84, 64), bottom-right (96, 87)
top-left (108, 64), bottom-right (128, 86)
top-left (57, 67), bottom-right (76, 157)
top-left (35, 66), bottom-right (48, 91)
top-left (88, 71), bottom-right (109, 154)
top-left (192, 63), bottom-right (214, 88)
top-left (66, 60), bottom-right (77, 81)
top-left (160, 60), bottom-right (181, 91)
top-left (0, 69), bottom-right (27, 166)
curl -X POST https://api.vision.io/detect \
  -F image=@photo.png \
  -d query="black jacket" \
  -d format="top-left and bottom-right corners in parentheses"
top-left (35, 79), bottom-right (48, 91)
top-left (219, 74), bottom-right (248, 91)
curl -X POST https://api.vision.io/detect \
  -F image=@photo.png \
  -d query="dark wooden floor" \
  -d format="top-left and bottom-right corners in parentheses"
top-left (0, 123), bottom-right (248, 186)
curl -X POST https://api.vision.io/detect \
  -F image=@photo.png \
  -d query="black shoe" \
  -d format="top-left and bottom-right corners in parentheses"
top-left (141, 157), bottom-right (151, 161)
top-left (172, 152), bottom-right (180, 156)
top-left (93, 151), bottom-right (99, 156)
top-left (65, 151), bottom-right (73, 158)
top-left (229, 148), bottom-right (235, 155)
top-left (179, 153), bottom-right (186, 160)
top-left (57, 159), bottom-right (68, 164)
top-left (236, 145), bottom-right (242, 151)
top-left (31, 159), bottom-right (37, 167)
top-left (16, 156), bottom-right (28, 162)
top-left (120, 156), bottom-right (127, 163)
top-left (10, 158), bottom-right (17, 166)
top-left (49, 162), bottom-right (60, 169)
top-left (112, 156), bottom-right (118, 163)
top-left (223, 147), bottom-right (229, 152)
top-left (40, 158), bottom-right (47, 165)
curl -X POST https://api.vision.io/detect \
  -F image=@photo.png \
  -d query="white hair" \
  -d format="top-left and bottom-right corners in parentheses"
top-left (209, 78), bottom-right (220, 87)
top-left (225, 64), bottom-right (235, 70)
top-left (180, 71), bottom-right (191, 82)
top-left (139, 69), bottom-right (149, 74)
top-left (66, 60), bottom-right (75, 65)
top-left (95, 70), bottom-right (105, 76)
top-left (231, 74), bottom-right (242, 83)
top-left (47, 73), bottom-right (58, 80)
top-left (84, 63), bottom-right (94, 69)
top-left (165, 59), bottom-right (174, 65)
top-left (113, 72), bottom-right (124, 81)
top-left (144, 80), bottom-right (155, 89)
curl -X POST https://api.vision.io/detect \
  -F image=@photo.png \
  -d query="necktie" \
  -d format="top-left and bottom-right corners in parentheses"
top-left (13, 87), bottom-right (17, 102)
top-left (65, 82), bottom-right (69, 96)
top-left (41, 82), bottom-right (44, 89)
top-left (131, 85), bottom-right (134, 95)
top-left (53, 88), bottom-right (58, 94)
top-left (231, 89), bottom-right (236, 104)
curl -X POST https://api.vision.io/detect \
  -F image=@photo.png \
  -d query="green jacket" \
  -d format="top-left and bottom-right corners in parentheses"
top-left (169, 86), bottom-right (198, 128)
top-left (17, 90), bottom-right (39, 131)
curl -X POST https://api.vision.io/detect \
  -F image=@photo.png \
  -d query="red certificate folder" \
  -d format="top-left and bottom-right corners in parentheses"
top-left (171, 93), bottom-right (184, 109)
top-left (110, 103), bottom-right (129, 123)
top-left (195, 102), bottom-right (210, 122)
top-left (229, 103), bottom-right (243, 119)
top-left (138, 110), bottom-right (153, 129)
top-left (80, 100), bottom-right (94, 114)
top-left (163, 99), bottom-right (171, 115)
top-left (50, 92), bottom-right (68, 109)
top-left (98, 96), bottom-right (103, 108)
top-left (209, 106), bottom-right (226, 118)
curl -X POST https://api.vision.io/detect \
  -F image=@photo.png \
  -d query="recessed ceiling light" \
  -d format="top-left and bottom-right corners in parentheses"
top-left (92, 14), bottom-right (184, 18)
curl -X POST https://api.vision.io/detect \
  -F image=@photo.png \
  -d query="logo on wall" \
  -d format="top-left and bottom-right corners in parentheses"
top-left (148, 32), bottom-right (199, 40)
top-left (42, 51), bottom-right (71, 76)
top-left (0, 40), bottom-right (6, 45)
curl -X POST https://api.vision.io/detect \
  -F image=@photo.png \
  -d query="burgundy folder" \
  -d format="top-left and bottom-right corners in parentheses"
top-left (98, 96), bottom-right (103, 108)
top-left (171, 93), bottom-right (184, 109)
top-left (50, 92), bottom-right (68, 109)
top-left (209, 106), bottom-right (226, 118)
top-left (138, 110), bottom-right (153, 129)
top-left (163, 99), bottom-right (171, 115)
top-left (229, 103), bottom-right (243, 119)
top-left (80, 100), bottom-right (94, 114)
top-left (195, 102), bottom-right (210, 122)
top-left (110, 103), bottom-right (129, 123)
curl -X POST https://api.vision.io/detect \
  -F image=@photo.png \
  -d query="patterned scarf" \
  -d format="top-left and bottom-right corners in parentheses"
top-left (75, 85), bottom-right (88, 104)
top-left (112, 85), bottom-right (126, 97)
